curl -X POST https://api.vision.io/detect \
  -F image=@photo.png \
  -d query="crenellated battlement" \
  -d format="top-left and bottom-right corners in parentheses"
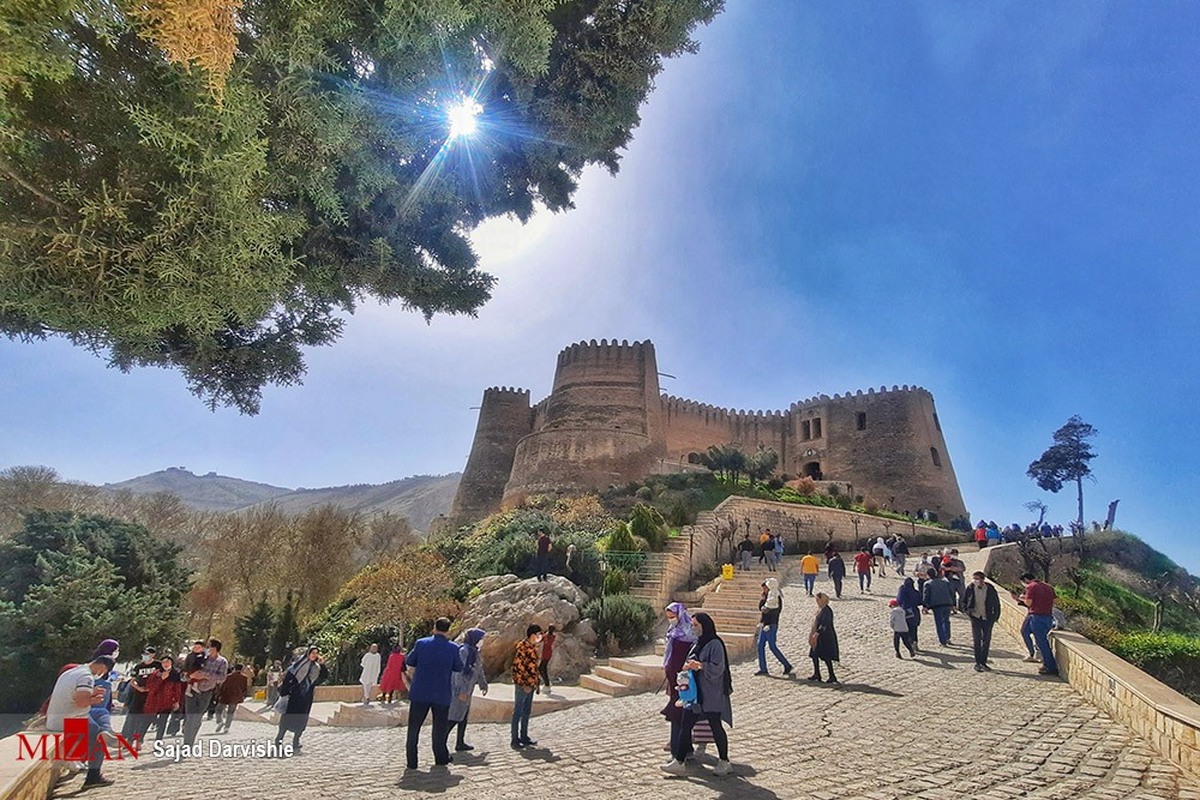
top-left (661, 394), bottom-right (785, 421)
top-left (556, 338), bottom-right (653, 367)
top-left (482, 386), bottom-right (531, 403)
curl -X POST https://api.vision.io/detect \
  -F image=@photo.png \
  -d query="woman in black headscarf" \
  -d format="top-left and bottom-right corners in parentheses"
top-left (274, 646), bottom-right (328, 752)
top-left (808, 593), bottom-right (840, 684)
top-left (661, 611), bottom-right (734, 777)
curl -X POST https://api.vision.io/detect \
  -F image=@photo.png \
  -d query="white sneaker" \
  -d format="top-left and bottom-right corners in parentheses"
top-left (663, 755), bottom-right (678, 767)
top-left (661, 759), bottom-right (688, 776)
top-left (1023, 655), bottom-right (1040, 663)
top-left (713, 759), bottom-right (733, 776)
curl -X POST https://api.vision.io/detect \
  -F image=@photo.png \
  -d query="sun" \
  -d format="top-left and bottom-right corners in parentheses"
top-left (446, 98), bottom-right (483, 140)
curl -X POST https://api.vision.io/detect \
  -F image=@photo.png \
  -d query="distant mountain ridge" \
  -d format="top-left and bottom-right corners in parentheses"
top-left (104, 467), bottom-right (460, 531)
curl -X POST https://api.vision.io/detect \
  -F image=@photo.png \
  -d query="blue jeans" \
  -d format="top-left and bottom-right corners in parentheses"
top-left (510, 686), bottom-right (534, 743)
top-left (1020, 615), bottom-right (1037, 657)
top-left (1028, 614), bottom-right (1058, 673)
top-left (757, 625), bottom-right (792, 673)
top-left (803, 574), bottom-right (816, 595)
top-left (932, 606), bottom-right (952, 644)
top-left (858, 572), bottom-right (872, 591)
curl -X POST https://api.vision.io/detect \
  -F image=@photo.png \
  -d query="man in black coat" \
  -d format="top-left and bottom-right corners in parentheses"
top-left (961, 571), bottom-right (1002, 671)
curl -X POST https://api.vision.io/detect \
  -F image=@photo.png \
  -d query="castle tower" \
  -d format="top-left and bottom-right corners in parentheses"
top-left (788, 386), bottom-right (968, 522)
top-left (449, 387), bottom-right (534, 523)
top-left (501, 340), bottom-right (666, 504)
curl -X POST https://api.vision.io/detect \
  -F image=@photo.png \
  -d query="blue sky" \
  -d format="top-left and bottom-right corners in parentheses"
top-left (2, 2), bottom-right (1198, 571)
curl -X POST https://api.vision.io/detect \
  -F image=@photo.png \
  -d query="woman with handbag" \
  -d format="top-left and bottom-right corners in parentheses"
top-left (660, 602), bottom-right (697, 758)
top-left (274, 646), bottom-right (328, 753)
top-left (807, 592), bottom-right (840, 684)
top-left (661, 612), bottom-right (734, 778)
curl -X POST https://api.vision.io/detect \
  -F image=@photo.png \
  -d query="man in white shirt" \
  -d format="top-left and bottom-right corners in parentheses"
top-left (46, 656), bottom-right (117, 788)
top-left (360, 644), bottom-right (381, 704)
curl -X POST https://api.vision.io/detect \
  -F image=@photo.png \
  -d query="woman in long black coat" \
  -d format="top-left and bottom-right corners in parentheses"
top-left (275, 646), bottom-right (328, 752)
top-left (807, 593), bottom-right (840, 684)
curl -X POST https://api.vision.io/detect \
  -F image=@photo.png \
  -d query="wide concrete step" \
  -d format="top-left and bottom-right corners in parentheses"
top-left (609, 655), bottom-right (666, 680)
top-left (579, 674), bottom-right (637, 697)
top-left (592, 665), bottom-right (647, 686)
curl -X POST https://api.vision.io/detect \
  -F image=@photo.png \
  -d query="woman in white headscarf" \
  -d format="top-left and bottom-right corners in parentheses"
top-left (755, 578), bottom-right (793, 676)
top-left (359, 644), bottom-right (381, 705)
top-left (660, 602), bottom-right (698, 758)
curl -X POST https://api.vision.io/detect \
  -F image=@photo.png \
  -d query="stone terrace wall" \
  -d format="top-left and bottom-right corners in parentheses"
top-left (682, 496), bottom-right (966, 570)
top-left (981, 543), bottom-right (1200, 777)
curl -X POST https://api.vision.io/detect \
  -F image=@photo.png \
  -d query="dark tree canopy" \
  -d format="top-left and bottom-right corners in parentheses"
top-left (1027, 415), bottom-right (1099, 527)
top-left (1, 0), bottom-right (724, 413)
top-left (0, 511), bottom-right (189, 713)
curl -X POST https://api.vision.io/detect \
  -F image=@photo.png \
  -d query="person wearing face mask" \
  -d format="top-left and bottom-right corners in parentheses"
top-left (754, 578), bottom-right (793, 676)
top-left (121, 646), bottom-right (161, 739)
top-left (960, 571), bottom-right (1002, 671)
top-left (661, 612), bottom-right (734, 777)
top-left (510, 624), bottom-right (543, 749)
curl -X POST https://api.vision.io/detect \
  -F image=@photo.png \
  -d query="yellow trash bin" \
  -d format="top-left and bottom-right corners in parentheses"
top-left (722, 563), bottom-right (735, 581)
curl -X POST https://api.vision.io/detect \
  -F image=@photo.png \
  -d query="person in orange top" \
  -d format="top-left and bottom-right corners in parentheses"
top-left (799, 551), bottom-right (820, 596)
top-left (510, 625), bottom-right (543, 749)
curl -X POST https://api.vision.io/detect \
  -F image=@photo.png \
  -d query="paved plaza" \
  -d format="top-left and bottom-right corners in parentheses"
top-left (64, 569), bottom-right (1200, 799)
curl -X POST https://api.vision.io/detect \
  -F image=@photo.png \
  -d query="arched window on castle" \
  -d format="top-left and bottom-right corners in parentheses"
top-left (856, 412), bottom-right (867, 431)
top-left (930, 447), bottom-right (942, 468)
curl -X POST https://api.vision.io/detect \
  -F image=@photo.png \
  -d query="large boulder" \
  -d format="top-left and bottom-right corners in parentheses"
top-left (458, 575), bottom-right (596, 682)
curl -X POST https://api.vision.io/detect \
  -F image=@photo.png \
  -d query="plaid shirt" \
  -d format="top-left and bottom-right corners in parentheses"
top-left (511, 640), bottom-right (541, 688)
top-left (191, 654), bottom-right (228, 693)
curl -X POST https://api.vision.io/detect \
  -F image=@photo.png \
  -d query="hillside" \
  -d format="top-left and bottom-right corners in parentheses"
top-left (105, 467), bottom-right (292, 511)
top-left (104, 468), bottom-right (460, 531)
top-left (244, 474), bottom-right (460, 532)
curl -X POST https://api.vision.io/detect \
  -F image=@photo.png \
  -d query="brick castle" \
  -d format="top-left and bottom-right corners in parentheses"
top-left (449, 339), bottom-right (968, 524)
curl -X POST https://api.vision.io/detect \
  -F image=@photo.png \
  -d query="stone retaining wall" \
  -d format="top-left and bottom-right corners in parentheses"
top-left (0, 734), bottom-right (61, 800)
top-left (982, 543), bottom-right (1200, 777)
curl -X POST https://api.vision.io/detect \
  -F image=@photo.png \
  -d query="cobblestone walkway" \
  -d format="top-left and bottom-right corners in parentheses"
top-left (67, 569), bottom-right (1200, 799)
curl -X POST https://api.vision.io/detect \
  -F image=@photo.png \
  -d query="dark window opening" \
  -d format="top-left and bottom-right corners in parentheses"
top-left (802, 461), bottom-right (823, 480)
top-left (856, 412), bottom-right (867, 431)
top-left (812, 418), bottom-right (823, 438)
top-left (933, 412), bottom-right (941, 432)
top-left (930, 447), bottom-right (942, 468)
top-left (801, 420), bottom-right (811, 440)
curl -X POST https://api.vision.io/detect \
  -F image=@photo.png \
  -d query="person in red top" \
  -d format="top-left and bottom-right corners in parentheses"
top-left (537, 625), bottom-right (556, 695)
top-left (379, 646), bottom-right (407, 705)
top-left (143, 655), bottom-right (184, 741)
top-left (853, 549), bottom-right (874, 593)
top-left (1014, 573), bottom-right (1059, 676)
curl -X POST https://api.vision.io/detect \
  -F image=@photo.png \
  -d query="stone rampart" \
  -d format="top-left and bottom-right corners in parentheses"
top-left (980, 543), bottom-right (1200, 777)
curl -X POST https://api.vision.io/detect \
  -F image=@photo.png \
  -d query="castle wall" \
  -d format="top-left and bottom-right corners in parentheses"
top-left (449, 387), bottom-right (533, 522)
top-left (502, 340), bottom-right (665, 504)
top-left (451, 340), bottom-right (970, 525)
top-left (660, 397), bottom-right (788, 466)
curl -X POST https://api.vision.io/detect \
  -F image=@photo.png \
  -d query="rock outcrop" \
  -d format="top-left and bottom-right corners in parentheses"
top-left (458, 575), bottom-right (596, 681)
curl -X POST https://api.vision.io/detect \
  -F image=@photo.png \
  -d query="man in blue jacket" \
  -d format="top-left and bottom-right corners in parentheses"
top-left (405, 617), bottom-right (464, 770)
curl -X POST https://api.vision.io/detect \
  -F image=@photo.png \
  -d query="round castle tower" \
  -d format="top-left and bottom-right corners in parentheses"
top-left (450, 386), bottom-right (533, 522)
top-left (501, 340), bottom-right (666, 504)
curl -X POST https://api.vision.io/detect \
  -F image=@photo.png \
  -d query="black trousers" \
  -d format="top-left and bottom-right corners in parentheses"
top-left (831, 576), bottom-right (843, 597)
top-left (893, 631), bottom-right (914, 655)
top-left (970, 616), bottom-right (995, 666)
top-left (406, 701), bottom-right (451, 768)
top-left (673, 711), bottom-right (728, 762)
top-left (538, 659), bottom-right (551, 688)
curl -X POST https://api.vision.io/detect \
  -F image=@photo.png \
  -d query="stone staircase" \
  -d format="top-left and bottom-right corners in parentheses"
top-left (579, 654), bottom-right (664, 696)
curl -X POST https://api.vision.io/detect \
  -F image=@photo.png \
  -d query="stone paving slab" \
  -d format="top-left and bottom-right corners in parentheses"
top-left (60, 567), bottom-right (1200, 799)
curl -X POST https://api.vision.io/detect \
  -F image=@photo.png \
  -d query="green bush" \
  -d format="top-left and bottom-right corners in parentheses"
top-left (601, 521), bottom-right (639, 552)
top-left (581, 594), bottom-right (657, 654)
top-left (603, 569), bottom-right (631, 595)
top-left (629, 503), bottom-right (668, 551)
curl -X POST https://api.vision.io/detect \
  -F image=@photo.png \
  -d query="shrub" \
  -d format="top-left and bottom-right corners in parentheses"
top-left (766, 477), bottom-right (785, 491)
top-left (581, 594), bottom-right (657, 654)
top-left (791, 476), bottom-right (816, 495)
top-left (601, 521), bottom-right (638, 553)
top-left (635, 486), bottom-right (653, 500)
top-left (864, 499), bottom-right (880, 514)
top-left (629, 503), bottom-right (668, 550)
top-left (603, 569), bottom-right (631, 595)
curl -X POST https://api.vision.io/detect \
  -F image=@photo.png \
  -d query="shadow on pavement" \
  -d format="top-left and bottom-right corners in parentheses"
top-left (397, 766), bottom-right (464, 793)
top-left (800, 681), bottom-right (903, 697)
top-left (515, 745), bottom-right (562, 763)
top-left (669, 763), bottom-right (782, 799)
